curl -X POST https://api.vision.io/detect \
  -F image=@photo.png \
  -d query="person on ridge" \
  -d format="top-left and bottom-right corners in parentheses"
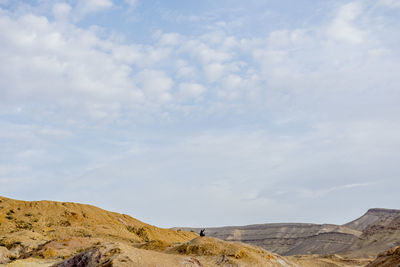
top-left (199, 229), bottom-right (206, 237)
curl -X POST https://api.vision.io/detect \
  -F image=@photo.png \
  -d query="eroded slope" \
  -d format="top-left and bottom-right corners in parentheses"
top-left (0, 196), bottom-right (296, 266)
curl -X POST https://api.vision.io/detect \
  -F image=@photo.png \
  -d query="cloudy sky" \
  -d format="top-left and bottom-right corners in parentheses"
top-left (1, 0), bottom-right (399, 227)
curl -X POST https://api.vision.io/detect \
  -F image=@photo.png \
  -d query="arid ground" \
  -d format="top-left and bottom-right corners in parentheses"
top-left (1, 196), bottom-right (399, 266)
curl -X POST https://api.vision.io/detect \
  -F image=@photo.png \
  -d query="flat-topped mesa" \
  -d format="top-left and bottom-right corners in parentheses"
top-left (207, 223), bottom-right (360, 240)
top-left (176, 208), bottom-right (400, 257)
top-left (344, 208), bottom-right (400, 231)
top-left (366, 208), bottom-right (400, 214)
top-left (177, 223), bottom-right (362, 256)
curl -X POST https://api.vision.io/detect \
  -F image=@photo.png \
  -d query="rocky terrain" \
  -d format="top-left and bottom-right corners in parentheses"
top-left (177, 208), bottom-right (400, 258)
top-left (365, 246), bottom-right (400, 267)
top-left (0, 196), bottom-right (296, 266)
top-left (178, 223), bottom-right (362, 256)
top-left (344, 208), bottom-right (400, 231)
top-left (1, 195), bottom-right (400, 266)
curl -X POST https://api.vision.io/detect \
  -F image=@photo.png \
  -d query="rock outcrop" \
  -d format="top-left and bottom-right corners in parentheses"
top-left (366, 246), bottom-right (400, 267)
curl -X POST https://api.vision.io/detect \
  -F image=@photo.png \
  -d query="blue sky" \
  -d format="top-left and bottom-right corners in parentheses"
top-left (1, 0), bottom-right (400, 227)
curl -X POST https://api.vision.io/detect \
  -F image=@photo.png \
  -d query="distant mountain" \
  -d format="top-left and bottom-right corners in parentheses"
top-left (176, 208), bottom-right (400, 257)
top-left (344, 208), bottom-right (400, 231)
top-left (346, 209), bottom-right (400, 257)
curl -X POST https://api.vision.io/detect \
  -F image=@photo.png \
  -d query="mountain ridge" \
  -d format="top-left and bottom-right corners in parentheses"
top-left (175, 207), bottom-right (400, 257)
top-left (344, 208), bottom-right (400, 231)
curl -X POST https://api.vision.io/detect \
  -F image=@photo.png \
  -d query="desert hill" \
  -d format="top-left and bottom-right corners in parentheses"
top-left (0, 196), bottom-right (296, 266)
top-left (0, 195), bottom-right (196, 245)
top-left (176, 208), bottom-right (400, 257)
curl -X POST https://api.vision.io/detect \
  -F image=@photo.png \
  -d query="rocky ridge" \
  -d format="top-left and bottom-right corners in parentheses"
top-left (177, 208), bottom-right (400, 257)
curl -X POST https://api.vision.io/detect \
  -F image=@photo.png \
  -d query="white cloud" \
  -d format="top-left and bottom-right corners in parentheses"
top-left (53, 3), bottom-right (71, 22)
top-left (111, 44), bottom-right (171, 68)
top-left (184, 39), bottom-right (231, 64)
top-left (204, 62), bottom-right (225, 82)
top-left (111, 44), bottom-right (145, 65)
top-left (39, 127), bottom-right (72, 138)
top-left (0, 11), bottom-right (149, 118)
top-left (124, 0), bottom-right (138, 8)
top-left (327, 2), bottom-right (365, 44)
top-left (178, 83), bottom-right (206, 99)
top-left (379, 0), bottom-right (400, 8)
top-left (1, 0), bottom-right (399, 122)
top-left (76, 0), bottom-right (113, 17)
top-left (175, 60), bottom-right (197, 79)
top-left (1, 0), bottom-right (400, 226)
top-left (135, 70), bottom-right (173, 103)
top-left (218, 74), bottom-right (244, 100)
top-left (158, 32), bottom-right (181, 46)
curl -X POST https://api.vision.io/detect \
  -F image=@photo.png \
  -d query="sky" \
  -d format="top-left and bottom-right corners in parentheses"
top-left (0, 0), bottom-right (400, 228)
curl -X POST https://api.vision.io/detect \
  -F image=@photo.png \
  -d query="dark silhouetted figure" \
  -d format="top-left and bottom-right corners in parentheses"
top-left (199, 229), bottom-right (206, 237)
